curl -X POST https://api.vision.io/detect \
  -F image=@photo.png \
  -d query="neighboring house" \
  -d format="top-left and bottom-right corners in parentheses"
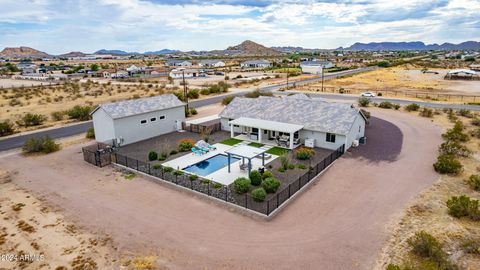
top-left (17, 62), bottom-right (38, 75)
top-left (219, 94), bottom-right (367, 151)
top-left (91, 94), bottom-right (186, 146)
top-left (166, 59), bottom-right (192, 67)
top-left (469, 64), bottom-right (480, 71)
top-left (240, 60), bottom-right (271, 69)
top-left (199, 60), bottom-right (225, 68)
top-left (169, 68), bottom-right (200, 79)
top-left (110, 70), bottom-right (129, 79)
top-left (300, 61), bottom-right (334, 74)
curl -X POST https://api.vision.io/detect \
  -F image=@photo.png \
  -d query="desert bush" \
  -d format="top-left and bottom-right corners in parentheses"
top-left (262, 177), bottom-right (281, 193)
top-left (249, 170), bottom-right (262, 186)
top-left (51, 111), bottom-right (64, 121)
top-left (85, 127), bottom-right (95, 139)
top-left (471, 118), bottom-right (480, 126)
top-left (297, 164), bottom-right (307, 169)
top-left (472, 127), bottom-right (480, 139)
top-left (288, 163), bottom-right (295, 170)
top-left (433, 154), bottom-right (462, 175)
top-left (457, 109), bottom-right (473, 118)
top-left (22, 136), bottom-right (60, 154)
top-left (148, 151), bottom-right (158, 161)
top-left (360, 109), bottom-right (371, 120)
top-left (467, 175), bottom-right (480, 191)
top-left (251, 188), bottom-right (267, 202)
top-left (19, 113), bottom-right (47, 126)
top-left (295, 147), bottom-right (315, 160)
top-left (233, 177), bottom-right (251, 194)
top-left (393, 104), bottom-right (401, 110)
top-left (200, 88), bottom-right (210, 95)
top-left (261, 170), bottom-right (273, 180)
top-left (189, 107), bottom-right (197, 115)
top-left (438, 141), bottom-right (471, 157)
top-left (442, 121), bottom-right (469, 142)
top-left (407, 231), bottom-right (453, 269)
top-left (178, 138), bottom-right (195, 152)
top-left (420, 108), bottom-right (434, 118)
top-left (378, 101), bottom-right (394, 109)
top-left (358, 97), bottom-right (370, 107)
top-left (170, 149), bottom-right (178, 155)
top-left (280, 154), bottom-right (290, 170)
top-left (66, 105), bottom-right (92, 121)
top-left (446, 195), bottom-right (480, 220)
top-left (152, 164), bottom-right (162, 170)
top-left (405, 103), bottom-right (420, 112)
top-left (461, 239), bottom-right (480, 254)
top-left (189, 174), bottom-right (198, 181)
top-left (187, 89), bottom-right (199, 99)
top-left (222, 96), bottom-right (234, 105)
top-left (162, 166), bottom-right (174, 173)
top-left (0, 121), bottom-right (15, 136)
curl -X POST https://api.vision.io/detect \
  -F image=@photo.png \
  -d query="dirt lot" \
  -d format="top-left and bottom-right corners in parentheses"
top-left (0, 108), bottom-right (443, 269)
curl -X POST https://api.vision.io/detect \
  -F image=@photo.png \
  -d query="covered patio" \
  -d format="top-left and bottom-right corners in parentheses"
top-left (225, 144), bottom-right (268, 175)
top-left (229, 117), bottom-right (303, 149)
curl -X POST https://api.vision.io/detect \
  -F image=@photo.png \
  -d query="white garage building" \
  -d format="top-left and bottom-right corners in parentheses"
top-left (91, 94), bottom-right (186, 146)
top-left (300, 61), bottom-right (334, 74)
top-left (219, 94), bottom-right (367, 151)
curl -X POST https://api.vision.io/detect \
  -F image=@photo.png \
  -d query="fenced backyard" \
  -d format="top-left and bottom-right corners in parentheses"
top-left (82, 142), bottom-right (345, 217)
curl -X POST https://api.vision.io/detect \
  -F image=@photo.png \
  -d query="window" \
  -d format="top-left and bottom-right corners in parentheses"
top-left (140, 120), bottom-right (147, 124)
top-left (150, 117), bottom-right (156, 122)
top-left (326, 133), bottom-right (336, 143)
top-left (159, 115), bottom-right (165, 120)
top-left (358, 126), bottom-right (361, 132)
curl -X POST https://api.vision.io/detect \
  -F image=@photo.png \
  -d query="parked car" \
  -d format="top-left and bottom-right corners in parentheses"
top-left (360, 92), bottom-right (376, 97)
top-left (215, 72), bottom-right (225, 75)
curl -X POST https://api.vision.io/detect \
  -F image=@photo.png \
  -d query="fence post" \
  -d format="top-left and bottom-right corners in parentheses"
top-left (288, 184), bottom-right (291, 198)
top-left (267, 200), bottom-right (270, 215)
top-left (136, 159), bottom-right (139, 170)
top-left (125, 157), bottom-right (128, 167)
top-left (148, 163), bottom-right (151, 175)
top-left (225, 187), bottom-right (228, 201)
top-left (208, 183), bottom-right (210, 196)
top-left (277, 193), bottom-right (279, 208)
top-left (245, 194), bottom-right (248, 209)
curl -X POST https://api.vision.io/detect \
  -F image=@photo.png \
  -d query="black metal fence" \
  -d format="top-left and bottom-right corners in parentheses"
top-left (82, 143), bottom-right (345, 216)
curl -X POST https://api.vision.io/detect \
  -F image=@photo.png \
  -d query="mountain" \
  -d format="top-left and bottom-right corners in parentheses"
top-left (94, 49), bottom-right (140, 55)
top-left (224, 40), bottom-right (282, 56)
top-left (58, 51), bottom-right (86, 58)
top-left (0, 46), bottom-right (51, 59)
top-left (144, 49), bottom-right (181, 55)
top-left (340, 41), bottom-right (480, 51)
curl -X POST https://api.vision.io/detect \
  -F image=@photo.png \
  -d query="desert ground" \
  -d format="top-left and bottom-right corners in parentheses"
top-left (0, 78), bottom-right (58, 89)
top-left (0, 108), bottom-right (444, 269)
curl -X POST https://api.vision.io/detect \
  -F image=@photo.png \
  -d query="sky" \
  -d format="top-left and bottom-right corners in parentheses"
top-left (0, 0), bottom-right (479, 54)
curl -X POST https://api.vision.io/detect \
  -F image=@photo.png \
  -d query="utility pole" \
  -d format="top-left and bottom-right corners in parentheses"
top-left (286, 66), bottom-right (289, 89)
top-left (321, 66), bottom-right (324, 92)
top-left (182, 69), bottom-right (188, 111)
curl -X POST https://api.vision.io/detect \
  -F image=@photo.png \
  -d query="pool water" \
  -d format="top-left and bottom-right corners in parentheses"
top-left (183, 154), bottom-right (240, 176)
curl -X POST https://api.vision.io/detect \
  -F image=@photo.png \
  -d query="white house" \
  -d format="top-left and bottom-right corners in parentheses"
top-left (240, 60), bottom-right (271, 69)
top-left (166, 59), bottom-right (192, 67)
top-left (91, 94), bottom-right (186, 146)
top-left (300, 61), bottom-right (334, 74)
top-left (169, 68), bottom-right (200, 79)
top-left (111, 70), bottom-right (129, 79)
top-left (199, 60), bottom-right (225, 68)
top-left (218, 94), bottom-right (367, 151)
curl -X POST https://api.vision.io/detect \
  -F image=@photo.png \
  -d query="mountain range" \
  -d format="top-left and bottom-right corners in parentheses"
top-left (339, 41), bottom-right (480, 51)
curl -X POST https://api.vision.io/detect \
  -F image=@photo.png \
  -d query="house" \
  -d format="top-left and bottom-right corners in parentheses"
top-left (199, 60), bottom-right (225, 68)
top-left (17, 62), bottom-right (38, 75)
top-left (470, 64), bottom-right (480, 71)
top-left (91, 94), bottom-right (186, 146)
top-left (240, 60), bottom-right (271, 69)
top-left (166, 59), bottom-right (192, 67)
top-left (169, 68), bottom-right (200, 79)
top-left (219, 94), bottom-right (367, 151)
top-left (300, 61), bottom-right (334, 74)
top-left (110, 70), bottom-right (129, 79)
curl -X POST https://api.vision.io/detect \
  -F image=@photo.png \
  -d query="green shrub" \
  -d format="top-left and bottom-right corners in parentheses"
top-left (233, 177), bottom-right (251, 194)
top-left (152, 164), bottom-right (162, 170)
top-left (461, 239), bottom-right (480, 254)
top-left (200, 88), bottom-right (210, 95)
top-left (393, 104), bottom-right (401, 110)
top-left (66, 105), bottom-right (92, 121)
top-left (189, 107), bottom-right (198, 115)
top-left (213, 182), bottom-right (222, 189)
top-left (446, 195), bottom-right (480, 220)
top-left (189, 175), bottom-right (198, 181)
top-left (22, 136), bottom-right (60, 154)
top-left (405, 103), bottom-right (420, 112)
top-left (442, 121), bottom-right (469, 142)
top-left (19, 113), bottom-right (47, 126)
top-left (0, 121), bottom-right (15, 136)
top-left (148, 151), bottom-right (158, 161)
top-left (251, 188), bottom-right (267, 202)
top-left (386, 264), bottom-right (401, 270)
top-left (280, 154), bottom-right (290, 170)
top-left (407, 231), bottom-right (452, 269)
top-left (158, 154), bottom-right (167, 161)
top-left (295, 147), bottom-right (315, 160)
top-left (420, 108), bottom-right (434, 118)
top-left (162, 166), bottom-right (174, 173)
top-left (360, 109), bottom-right (371, 119)
top-left (277, 167), bottom-right (285, 173)
top-left (438, 141), bottom-right (471, 157)
top-left (378, 101), bottom-right (394, 109)
top-left (249, 170), bottom-right (262, 186)
top-left (471, 118), bottom-right (480, 126)
top-left (187, 89), bottom-right (199, 99)
top-left (433, 154), bottom-right (462, 175)
top-left (467, 174), bottom-right (480, 191)
top-left (358, 97), bottom-right (370, 107)
top-left (297, 164), bottom-right (307, 169)
top-left (178, 139), bottom-right (195, 152)
top-left (170, 149), bottom-right (178, 155)
top-left (288, 163), bottom-right (295, 170)
top-left (222, 96), bottom-right (234, 105)
top-left (261, 170), bottom-right (273, 180)
top-left (51, 111), bottom-right (65, 121)
top-left (86, 127), bottom-right (95, 139)
top-left (458, 109), bottom-right (473, 118)
top-left (262, 177), bottom-right (281, 193)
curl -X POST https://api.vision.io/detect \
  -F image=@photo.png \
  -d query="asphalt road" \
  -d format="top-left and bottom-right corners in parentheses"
top-left (1, 66), bottom-right (478, 151)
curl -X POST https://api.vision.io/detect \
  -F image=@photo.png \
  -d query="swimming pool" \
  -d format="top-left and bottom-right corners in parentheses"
top-left (183, 154), bottom-right (240, 176)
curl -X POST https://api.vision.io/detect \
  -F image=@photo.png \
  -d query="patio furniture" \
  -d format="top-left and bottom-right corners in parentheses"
top-left (194, 146), bottom-right (208, 154)
top-left (191, 148), bottom-right (203, 155)
top-left (239, 163), bottom-right (247, 171)
top-left (195, 144), bottom-right (210, 153)
top-left (197, 140), bottom-right (216, 150)
top-left (293, 137), bottom-right (301, 145)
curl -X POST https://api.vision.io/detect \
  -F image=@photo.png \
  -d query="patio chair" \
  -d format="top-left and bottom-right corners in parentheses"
top-left (239, 163), bottom-right (247, 171)
top-left (198, 140), bottom-right (216, 150)
top-left (195, 144), bottom-right (210, 153)
top-left (293, 138), bottom-right (301, 145)
top-left (191, 147), bottom-right (203, 155)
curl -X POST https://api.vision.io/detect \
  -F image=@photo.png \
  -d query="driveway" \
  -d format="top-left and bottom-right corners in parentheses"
top-left (0, 108), bottom-right (443, 269)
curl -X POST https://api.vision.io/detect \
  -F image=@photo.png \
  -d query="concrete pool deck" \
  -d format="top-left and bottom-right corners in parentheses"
top-left (162, 142), bottom-right (278, 185)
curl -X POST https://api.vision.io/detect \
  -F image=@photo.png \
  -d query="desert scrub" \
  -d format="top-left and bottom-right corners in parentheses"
top-left (66, 105), bottom-right (93, 121)
top-left (419, 107), bottom-right (433, 118)
top-left (222, 96), bottom-right (234, 105)
top-left (433, 154), bottom-right (462, 175)
top-left (404, 103), bottom-right (420, 112)
top-left (357, 97), bottom-right (370, 107)
top-left (406, 231), bottom-right (455, 270)
top-left (442, 121), bottom-right (469, 142)
top-left (446, 195), bottom-right (480, 221)
top-left (378, 101), bottom-right (394, 109)
top-left (438, 141), bottom-right (471, 157)
top-left (251, 187), bottom-right (267, 202)
top-left (18, 113), bottom-right (47, 127)
top-left (233, 177), bottom-right (251, 194)
top-left (85, 127), bottom-right (95, 139)
top-left (0, 121), bottom-right (15, 136)
top-left (22, 136), bottom-right (60, 154)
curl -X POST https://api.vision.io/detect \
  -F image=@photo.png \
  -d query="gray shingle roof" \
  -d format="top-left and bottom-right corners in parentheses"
top-left (92, 94), bottom-right (185, 119)
top-left (300, 61), bottom-right (332, 66)
top-left (219, 94), bottom-right (364, 135)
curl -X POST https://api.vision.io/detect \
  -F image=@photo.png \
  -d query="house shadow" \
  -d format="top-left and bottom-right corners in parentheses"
top-left (347, 116), bottom-right (403, 162)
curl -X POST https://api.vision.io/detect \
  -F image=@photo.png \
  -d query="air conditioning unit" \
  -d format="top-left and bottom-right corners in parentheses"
top-left (352, 140), bottom-right (359, 147)
top-left (304, 138), bottom-right (315, 148)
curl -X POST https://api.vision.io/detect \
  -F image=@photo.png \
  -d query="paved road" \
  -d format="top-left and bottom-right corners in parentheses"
top-left (1, 65), bottom-right (478, 151)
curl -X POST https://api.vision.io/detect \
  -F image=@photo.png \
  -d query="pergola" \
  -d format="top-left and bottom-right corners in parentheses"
top-left (225, 145), bottom-right (268, 175)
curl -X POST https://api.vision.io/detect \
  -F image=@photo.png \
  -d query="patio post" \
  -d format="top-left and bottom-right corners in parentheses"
top-left (248, 158), bottom-right (252, 175)
top-left (262, 152), bottom-right (265, 166)
top-left (258, 128), bottom-right (262, 143)
top-left (289, 132), bottom-right (294, 149)
top-left (227, 153), bottom-right (231, 173)
top-left (230, 124), bottom-right (234, 137)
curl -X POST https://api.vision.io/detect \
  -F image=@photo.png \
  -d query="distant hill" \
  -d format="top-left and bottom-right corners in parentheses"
top-left (340, 41), bottom-right (480, 51)
top-left (144, 49), bottom-right (181, 55)
top-left (224, 40), bottom-right (282, 56)
top-left (58, 51), bottom-right (86, 58)
top-left (0, 46), bottom-right (51, 59)
top-left (95, 49), bottom-right (140, 55)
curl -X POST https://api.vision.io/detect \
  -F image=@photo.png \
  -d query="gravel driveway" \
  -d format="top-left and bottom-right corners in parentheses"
top-left (0, 108), bottom-right (443, 270)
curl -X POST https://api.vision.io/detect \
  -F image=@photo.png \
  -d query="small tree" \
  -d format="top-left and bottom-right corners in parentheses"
top-left (66, 105), bottom-right (92, 121)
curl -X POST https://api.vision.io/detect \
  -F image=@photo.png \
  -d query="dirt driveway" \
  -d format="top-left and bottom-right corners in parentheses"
top-left (0, 108), bottom-right (443, 270)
